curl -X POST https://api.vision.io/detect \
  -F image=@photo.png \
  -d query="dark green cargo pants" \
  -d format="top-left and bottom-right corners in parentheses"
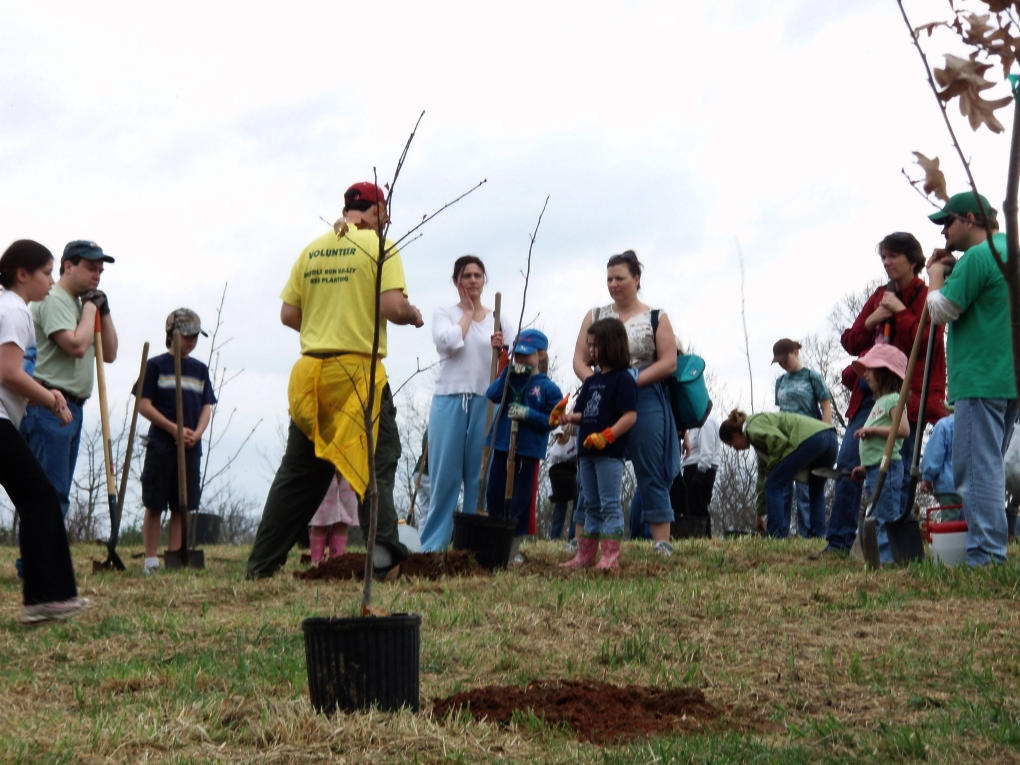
top-left (246, 384), bottom-right (406, 579)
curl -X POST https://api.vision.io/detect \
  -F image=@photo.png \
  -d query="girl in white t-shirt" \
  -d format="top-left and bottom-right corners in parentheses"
top-left (0, 240), bottom-right (87, 624)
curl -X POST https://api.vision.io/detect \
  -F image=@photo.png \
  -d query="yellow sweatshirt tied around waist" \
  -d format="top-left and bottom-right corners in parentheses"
top-left (287, 354), bottom-right (387, 500)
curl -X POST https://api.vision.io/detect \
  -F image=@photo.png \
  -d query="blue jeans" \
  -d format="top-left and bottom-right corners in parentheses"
top-left (786, 482), bottom-right (824, 538)
top-left (572, 481), bottom-right (587, 530)
top-left (953, 398), bottom-right (1018, 565)
top-left (628, 486), bottom-right (653, 540)
top-left (579, 456), bottom-right (625, 537)
top-left (825, 400), bottom-right (874, 551)
top-left (865, 461), bottom-right (904, 565)
top-left (764, 430), bottom-right (838, 538)
top-left (628, 384), bottom-right (680, 525)
top-left (485, 453), bottom-right (538, 536)
top-left (19, 402), bottom-right (85, 520)
top-left (420, 393), bottom-right (489, 551)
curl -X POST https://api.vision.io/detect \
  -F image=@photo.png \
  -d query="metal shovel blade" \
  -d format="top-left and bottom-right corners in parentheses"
top-left (859, 509), bottom-right (881, 569)
top-left (887, 512), bottom-right (924, 564)
top-left (810, 467), bottom-right (852, 481)
top-left (859, 466), bottom-right (885, 570)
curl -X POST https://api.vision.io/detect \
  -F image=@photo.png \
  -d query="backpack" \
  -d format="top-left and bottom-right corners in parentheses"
top-left (651, 310), bottom-right (713, 430)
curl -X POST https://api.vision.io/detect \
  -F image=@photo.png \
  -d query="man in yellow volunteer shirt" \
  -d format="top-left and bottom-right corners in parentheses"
top-left (247, 182), bottom-right (423, 578)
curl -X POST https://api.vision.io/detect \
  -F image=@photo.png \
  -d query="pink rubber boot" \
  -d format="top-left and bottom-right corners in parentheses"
top-left (559, 535), bottom-right (599, 568)
top-left (595, 537), bottom-right (621, 571)
top-left (309, 530), bottom-right (326, 565)
top-left (329, 528), bottom-right (349, 559)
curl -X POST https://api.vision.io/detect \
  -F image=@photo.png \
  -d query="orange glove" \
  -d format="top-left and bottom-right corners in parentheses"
top-left (583, 428), bottom-right (616, 450)
top-left (548, 395), bottom-right (569, 427)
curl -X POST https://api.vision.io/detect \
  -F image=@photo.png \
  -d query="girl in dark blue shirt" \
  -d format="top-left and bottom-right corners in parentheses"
top-left (556, 318), bottom-right (637, 570)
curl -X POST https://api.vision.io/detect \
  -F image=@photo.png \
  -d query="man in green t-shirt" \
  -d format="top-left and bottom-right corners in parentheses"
top-left (926, 191), bottom-right (1017, 566)
top-left (20, 241), bottom-right (118, 521)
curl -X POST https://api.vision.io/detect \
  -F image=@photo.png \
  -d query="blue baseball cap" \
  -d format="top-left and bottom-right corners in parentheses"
top-left (62, 240), bottom-right (115, 264)
top-left (513, 328), bottom-right (548, 355)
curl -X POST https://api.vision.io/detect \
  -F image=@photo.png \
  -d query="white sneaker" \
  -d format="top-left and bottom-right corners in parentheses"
top-left (22, 596), bottom-right (90, 624)
top-left (653, 540), bottom-right (675, 558)
top-left (143, 557), bottom-right (160, 575)
top-left (563, 539), bottom-right (578, 553)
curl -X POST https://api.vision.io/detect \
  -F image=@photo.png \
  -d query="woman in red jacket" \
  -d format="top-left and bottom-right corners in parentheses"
top-left (817, 232), bottom-right (947, 557)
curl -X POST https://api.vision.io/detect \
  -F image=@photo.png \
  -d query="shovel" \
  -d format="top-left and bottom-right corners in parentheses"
top-left (92, 312), bottom-right (125, 571)
top-left (502, 364), bottom-right (535, 517)
top-left (94, 342), bottom-right (149, 572)
top-left (859, 303), bottom-right (928, 569)
top-left (475, 292), bottom-right (502, 513)
top-left (810, 467), bottom-right (856, 481)
top-left (164, 330), bottom-right (204, 570)
top-left (882, 321), bottom-right (939, 566)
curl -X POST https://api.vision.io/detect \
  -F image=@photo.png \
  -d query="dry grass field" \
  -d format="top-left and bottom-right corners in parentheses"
top-left (0, 536), bottom-right (1017, 764)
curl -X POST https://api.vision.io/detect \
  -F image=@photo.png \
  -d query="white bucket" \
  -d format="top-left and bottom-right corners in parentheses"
top-left (929, 529), bottom-right (967, 567)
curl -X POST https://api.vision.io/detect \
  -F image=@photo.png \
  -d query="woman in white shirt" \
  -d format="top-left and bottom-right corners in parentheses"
top-left (420, 256), bottom-right (511, 551)
top-left (0, 240), bottom-right (86, 624)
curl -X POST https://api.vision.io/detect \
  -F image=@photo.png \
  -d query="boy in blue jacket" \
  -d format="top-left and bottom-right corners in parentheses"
top-left (920, 412), bottom-right (962, 507)
top-left (484, 329), bottom-right (562, 558)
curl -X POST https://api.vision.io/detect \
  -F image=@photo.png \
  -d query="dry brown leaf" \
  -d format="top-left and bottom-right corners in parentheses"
top-left (362, 604), bottom-right (391, 617)
top-left (912, 152), bottom-right (950, 202)
top-left (981, 0), bottom-right (1020, 13)
top-left (961, 12), bottom-right (995, 45)
top-left (934, 53), bottom-right (1012, 132)
top-left (914, 20), bottom-right (951, 38)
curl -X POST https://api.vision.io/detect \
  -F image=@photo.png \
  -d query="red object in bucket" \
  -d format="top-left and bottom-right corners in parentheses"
top-left (923, 505), bottom-right (966, 543)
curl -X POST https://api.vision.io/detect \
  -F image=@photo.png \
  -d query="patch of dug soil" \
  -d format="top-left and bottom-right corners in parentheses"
top-left (293, 551), bottom-right (487, 581)
top-left (432, 680), bottom-right (724, 745)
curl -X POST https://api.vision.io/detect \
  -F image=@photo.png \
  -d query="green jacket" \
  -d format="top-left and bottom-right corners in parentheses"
top-left (745, 412), bottom-right (834, 516)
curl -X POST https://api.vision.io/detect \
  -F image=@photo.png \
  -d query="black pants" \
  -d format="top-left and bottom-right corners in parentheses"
top-left (246, 384), bottom-right (406, 578)
top-left (0, 419), bottom-right (77, 605)
top-left (683, 464), bottom-right (717, 536)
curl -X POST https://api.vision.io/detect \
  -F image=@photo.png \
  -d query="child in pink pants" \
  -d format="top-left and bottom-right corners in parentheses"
top-left (309, 474), bottom-right (359, 565)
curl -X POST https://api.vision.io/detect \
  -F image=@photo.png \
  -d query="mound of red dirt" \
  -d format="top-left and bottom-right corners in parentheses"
top-left (294, 551), bottom-right (487, 581)
top-left (431, 680), bottom-right (722, 744)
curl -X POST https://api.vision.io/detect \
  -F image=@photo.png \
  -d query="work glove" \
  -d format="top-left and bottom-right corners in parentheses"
top-left (548, 394), bottom-right (569, 427)
top-left (81, 289), bottom-right (110, 316)
top-left (511, 362), bottom-right (532, 375)
top-left (583, 428), bottom-right (616, 450)
top-left (507, 403), bottom-right (530, 421)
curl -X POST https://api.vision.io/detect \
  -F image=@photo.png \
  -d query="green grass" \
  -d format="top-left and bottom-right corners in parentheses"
top-left (0, 537), bottom-right (1017, 763)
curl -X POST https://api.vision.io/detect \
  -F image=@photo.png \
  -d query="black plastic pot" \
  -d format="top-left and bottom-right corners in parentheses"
top-left (302, 613), bottom-right (421, 714)
top-left (451, 512), bottom-right (516, 570)
top-left (188, 512), bottom-right (223, 545)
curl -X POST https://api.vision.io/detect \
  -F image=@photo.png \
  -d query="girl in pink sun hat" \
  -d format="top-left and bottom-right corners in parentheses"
top-left (850, 344), bottom-right (910, 565)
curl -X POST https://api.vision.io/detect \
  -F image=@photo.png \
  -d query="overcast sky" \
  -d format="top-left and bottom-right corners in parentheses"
top-left (2, 0), bottom-right (1011, 516)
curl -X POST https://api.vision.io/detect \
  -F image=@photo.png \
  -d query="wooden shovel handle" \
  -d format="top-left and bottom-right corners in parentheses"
top-left (93, 313), bottom-right (116, 495)
top-left (476, 292), bottom-right (503, 514)
top-left (876, 302), bottom-right (929, 476)
top-left (172, 331), bottom-right (189, 555)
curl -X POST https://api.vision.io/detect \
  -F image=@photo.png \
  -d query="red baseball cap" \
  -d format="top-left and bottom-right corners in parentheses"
top-left (344, 182), bottom-right (386, 206)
